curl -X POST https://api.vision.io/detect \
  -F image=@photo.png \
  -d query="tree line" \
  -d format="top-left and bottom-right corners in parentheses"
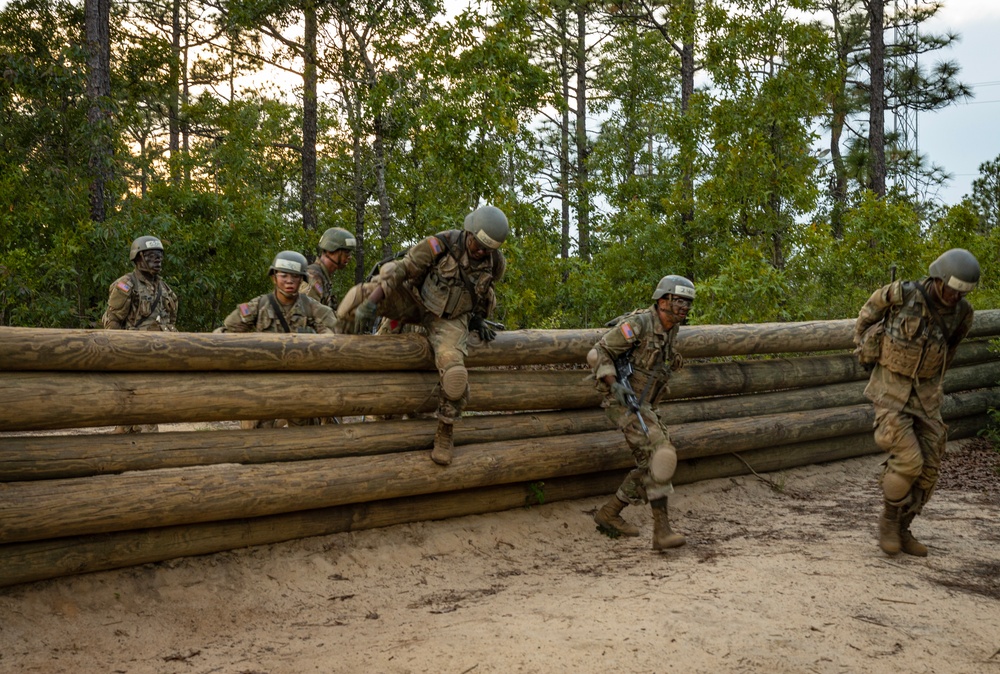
top-left (2, 0), bottom-right (998, 333)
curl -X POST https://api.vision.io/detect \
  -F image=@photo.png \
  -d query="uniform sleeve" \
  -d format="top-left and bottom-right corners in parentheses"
top-left (946, 304), bottom-right (974, 367)
top-left (162, 282), bottom-right (179, 331)
top-left (302, 267), bottom-right (324, 303)
top-left (854, 282), bottom-right (899, 345)
top-left (309, 299), bottom-right (340, 334)
top-left (222, 297), bottom-right (258, 333)
top-left (379, 238), bottom-right (440, 297)
top-left (102, 276), bottom-right (132, 330)
top-left (593, 316), bottom-right (642, 383)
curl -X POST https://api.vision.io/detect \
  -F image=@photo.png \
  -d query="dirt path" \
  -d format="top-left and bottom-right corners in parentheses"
top-left (2, 444), bottom-right (999, 674)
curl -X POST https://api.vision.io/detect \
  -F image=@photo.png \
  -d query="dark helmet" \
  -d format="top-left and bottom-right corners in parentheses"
top-left (318, 227), bottom-right (357, 253)
top-left (129, 236), bottom-right (164, 263)
top-left (652, 275), bottom-right (696, 302)
top-left (464, 205), bottom-right (509, 250)
top-left (269, 250), bottom-right (309, 278)
top-left (928, 248), bottom-right (980, 293)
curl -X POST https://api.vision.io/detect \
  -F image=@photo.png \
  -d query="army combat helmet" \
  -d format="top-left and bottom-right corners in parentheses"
top-left (928, 248), bottom-right (980, 293)
top-left (129, 236), bottom-right (164, 263)
top-left (318, 227), bottom-right (357, 254)
top-left (464, 205), bottom-right (509, 250)
top-left (652, 275), bottom-right (696, 302)
top-left (269, 250), bottom-right (309, 278)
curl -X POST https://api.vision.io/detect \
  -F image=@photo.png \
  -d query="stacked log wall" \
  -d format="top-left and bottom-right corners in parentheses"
top-left (1, 313), bottom-right (998, 587)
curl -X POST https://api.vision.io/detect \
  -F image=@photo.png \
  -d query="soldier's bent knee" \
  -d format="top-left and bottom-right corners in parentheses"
top-left (441, 365), bottom-right (469, 400)
top-left (649, 446), bottom-right (678, 483)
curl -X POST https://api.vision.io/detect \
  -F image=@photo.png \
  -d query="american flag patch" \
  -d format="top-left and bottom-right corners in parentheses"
top-left (620, 322), bottom-right (635, 341)
top-left (116, 281), bottom-right (131, 293)
top-left (313, 282), bottom-right (323, 294)
top-left (428, 236), bottom-right (443, 255)
top-left (238, 303), bottom-right (252, 317)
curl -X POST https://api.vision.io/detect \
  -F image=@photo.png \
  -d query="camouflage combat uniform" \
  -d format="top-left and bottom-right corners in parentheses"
top-left (102, 271), bottom-right (179, 433)
top-left (855, 278), bottom-right (973, 513)
top-left (222, 292), bottom-right (339, 427)
top-left (352, 229), bottom-right (505, 423)
top-left (591, 306), bottom-right (684, 504)
top-left (102, 271), bottom-right (178, 332)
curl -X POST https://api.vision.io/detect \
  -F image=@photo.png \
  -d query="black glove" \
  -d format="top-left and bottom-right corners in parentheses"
top-left (469, 314), bottom-right (497, 342)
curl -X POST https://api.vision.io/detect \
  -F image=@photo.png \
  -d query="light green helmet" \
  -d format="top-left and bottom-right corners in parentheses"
top-left (928, 248), bottom-right (980, 293)
top-left (269, 250), bottom-right (309, 278)
top-left (129, 236), bottom-right (164, 263)
top-left (318, 227), bottom-right (357, 253)
top-left (464, 205), bottom-right (509, 250)
top-left (652, 275), bottom-right (696, 301)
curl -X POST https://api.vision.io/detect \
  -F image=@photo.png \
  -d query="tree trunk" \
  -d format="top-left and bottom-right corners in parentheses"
top-left (868, 0), bottom-right (886, 196)
top-left (85, 0), bottom-right (112, 222)
top-left (301, 0), bottom-right (318, 231)
top-left (574, 3), bottom-right (591, 261)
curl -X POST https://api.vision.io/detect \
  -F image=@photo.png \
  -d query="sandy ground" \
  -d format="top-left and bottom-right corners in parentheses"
top-left (2, 443), bottom-right (999, 674)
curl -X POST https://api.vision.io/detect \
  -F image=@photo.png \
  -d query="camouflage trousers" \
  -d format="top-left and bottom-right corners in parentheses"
top-left (340, 282), bottom-right (471, 421)
top-left (873, 397), bottom-right (947, 504)
top-left (607, 402), bottom-right (676, 505)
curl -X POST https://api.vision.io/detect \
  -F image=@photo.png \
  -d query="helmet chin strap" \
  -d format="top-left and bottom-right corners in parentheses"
top-left (275, 286), bottom-right (298, 301)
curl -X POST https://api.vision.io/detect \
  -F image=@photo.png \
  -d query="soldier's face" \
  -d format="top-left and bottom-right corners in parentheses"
top-left (657, 295), bottom-right (691, 328)
top-left (324, 249), bottom-right (351, 271)
top-left (936, 280), bottom-right (966, 307)
top-left (272, 272), bottom-right (302, 298)
top-left (141, 250), bottom-right (163, 274)
top-left (466, 234), bottom-right (491, 261)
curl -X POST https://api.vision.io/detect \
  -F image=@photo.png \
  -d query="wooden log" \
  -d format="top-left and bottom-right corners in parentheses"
top-left (4, 341), bottom-right (995, 432)
top-left (0, 410), bottom-right (616, 481)
top-left (3, 310), bottom-right (1000, 372)
top-left (6, 382), bottom-right (996, 482)
top-left (1, 385), bottom-right (993, 544)
top-left (0, 413), bottom-right (985, 589)
top-left (0, 471), bottom-right (624, 588)
top-left (661, 355), bottom-right (1000, 424)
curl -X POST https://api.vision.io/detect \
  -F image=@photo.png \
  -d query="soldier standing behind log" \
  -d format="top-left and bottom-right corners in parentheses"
top-left (301, 227), bottom-right (356, 324)
top-left (220, 250), bottom-right (339, 429)
top-left (102, 235), bottom-right (179, 434)
top-left (589, 275), bottom-right (693, 551)
top-left (854, 248), bottom-right (979, 557)
top-left (338, 205), bottom-right (508, 466)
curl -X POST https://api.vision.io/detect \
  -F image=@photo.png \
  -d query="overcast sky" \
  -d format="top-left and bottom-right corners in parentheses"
top-left (918, 0), bottom-right (1000, 204)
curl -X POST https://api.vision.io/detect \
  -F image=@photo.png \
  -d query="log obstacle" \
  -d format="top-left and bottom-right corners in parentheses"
top-left (1, 310), bottom-right (998, 586)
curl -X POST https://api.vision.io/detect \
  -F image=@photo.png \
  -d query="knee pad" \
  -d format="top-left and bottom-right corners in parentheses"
top-left (586, 348), bottom-right (599, 369)
top-left (882, 470), bottom-right (913, 503)
top-left (649, 446), bottom-right (678, 483)
top-left (441, 365), bottom-right (469, 400)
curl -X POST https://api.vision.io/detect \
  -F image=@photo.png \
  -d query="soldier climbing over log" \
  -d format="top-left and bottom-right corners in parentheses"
top-left (588, 274), bottom-right (693, 551)
top-left (337, 205), bottom-right (508, 466)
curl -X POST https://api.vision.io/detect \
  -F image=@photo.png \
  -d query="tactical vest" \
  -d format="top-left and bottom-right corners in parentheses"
top-left (880, 282), bottom-right (951, 380)
top-left (419, 230), bottom-right (500, 319)
top-left (618, 310), bottom-right (679, 405)
top-left (126, 274), bottom-right (174, 331)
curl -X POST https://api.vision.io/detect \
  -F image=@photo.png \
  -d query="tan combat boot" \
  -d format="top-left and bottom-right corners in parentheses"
top-left (430, 420), bottom-right (454, 466)
top-left (899, 513), bottom-right (928, 557)
top-left (594, 495), bottom-right (640, 537)
top-left (878, 501), bottom-right (902, 555)
top-left (650, 497), bottom-right (686, 550)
